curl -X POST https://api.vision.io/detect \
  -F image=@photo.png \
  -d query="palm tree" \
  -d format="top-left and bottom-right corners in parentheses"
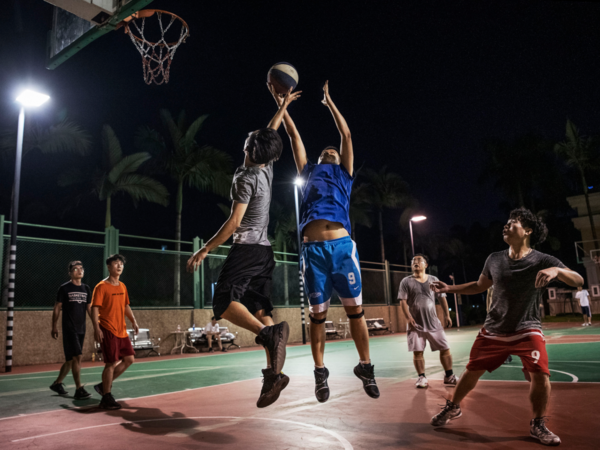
top-left (363, 166), bottom-right (411, 262)
top-left (555, 120), bottom-right (599, 246)
top-left (136, 110), bottom-right (231, 305)
top-left (349, 183), bottom-right (372, 241)
top-left (479, 135), bottom-right (552, 209)
top-left (59, 124), bottom-right (169, 228)
top-left (270, 201), bottom-right (298, 305)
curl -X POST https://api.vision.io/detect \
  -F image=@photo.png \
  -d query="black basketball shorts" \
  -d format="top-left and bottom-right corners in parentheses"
top-left (63, 331), bottom-right (85, 361)
top-left (212, 244), bottom-right (276, 320)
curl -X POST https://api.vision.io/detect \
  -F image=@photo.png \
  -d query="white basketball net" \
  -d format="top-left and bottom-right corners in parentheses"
top-left (125, 11), bottom-right (189, 85)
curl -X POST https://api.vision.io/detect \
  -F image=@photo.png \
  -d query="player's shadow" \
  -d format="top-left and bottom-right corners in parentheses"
top-left (433, 427), bottom-right (531, 444)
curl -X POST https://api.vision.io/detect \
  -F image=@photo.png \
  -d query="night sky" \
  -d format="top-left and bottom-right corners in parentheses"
top-left (1, 0), bottom-right (599, 268)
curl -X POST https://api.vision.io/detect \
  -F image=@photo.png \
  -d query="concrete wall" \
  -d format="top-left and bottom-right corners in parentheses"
top-left (0, 304), bottom-right (448, 370)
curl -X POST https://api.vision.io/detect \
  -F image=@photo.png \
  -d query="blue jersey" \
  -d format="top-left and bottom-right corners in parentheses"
top-left (299, 161), bottom-right (354, 236)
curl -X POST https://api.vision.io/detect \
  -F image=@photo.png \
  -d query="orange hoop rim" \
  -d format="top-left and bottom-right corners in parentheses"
top-left (122, 9), bottom-right (190, 47)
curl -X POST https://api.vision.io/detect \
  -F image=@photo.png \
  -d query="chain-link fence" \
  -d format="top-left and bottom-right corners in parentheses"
top-left (1, 220), bottom-right (408, 310)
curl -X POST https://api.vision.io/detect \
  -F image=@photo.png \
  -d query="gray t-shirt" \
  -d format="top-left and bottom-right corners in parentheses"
top-left (230, 161), bottom-right (273, 245)
top-left (398, 275), bottom-right (446, 332)
top-left (482, 249), bottom-right (566, 334)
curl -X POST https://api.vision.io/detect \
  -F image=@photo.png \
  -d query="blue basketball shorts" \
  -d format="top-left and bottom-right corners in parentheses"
top-left (301, 236), bottom-right (363, 313)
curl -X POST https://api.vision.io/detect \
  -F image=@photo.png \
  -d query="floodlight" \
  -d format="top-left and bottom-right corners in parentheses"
top-left (411, 215), bottom-right (427, 222)
top-left (294, 177), bottom-right (304, 186)
top-left (16, 90), bottom-right (50, 107)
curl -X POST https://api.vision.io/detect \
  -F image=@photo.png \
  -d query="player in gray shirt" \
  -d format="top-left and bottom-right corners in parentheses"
top-left (430, 208), bottom-right (583, 446)
top-left (398, 254), bottom-right (456, 389)
top-left (188, 85), bottom-right (301, 409)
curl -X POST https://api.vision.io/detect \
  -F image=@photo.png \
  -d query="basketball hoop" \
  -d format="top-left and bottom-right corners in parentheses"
top-left (122, 10), bottom-right (190, 85)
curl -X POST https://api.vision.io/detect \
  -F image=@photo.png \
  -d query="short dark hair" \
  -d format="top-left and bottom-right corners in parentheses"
top-left (106, 254), bottom-right (126, 266)
top-left (211, 316), bottom-right (216, 320)
top-left (246, 128), bottom-right (282, 164)
top-left (413, 253), bottom-right (429, 264)
top-left (68, 261), bottom-right (83, 272)
top-left (509, 207), bottom-right (548, 246)
top-left (321, 146), bottom-right (339, 154)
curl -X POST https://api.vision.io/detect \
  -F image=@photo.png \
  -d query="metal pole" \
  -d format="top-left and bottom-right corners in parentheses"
top-left (409, 220), bottom-right (415, 256)
top-left (452, 273), bottom-right (460, 330)
top-left (5, 107), bottom-right (25, 372)
top-left (294, 184), bottom-right (306, 345)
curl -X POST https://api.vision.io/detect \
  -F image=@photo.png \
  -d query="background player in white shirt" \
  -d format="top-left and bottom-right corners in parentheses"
top-left (205, 317), bottom-right (224, 352)
top-left (575, 287), bottom-right (592, 326)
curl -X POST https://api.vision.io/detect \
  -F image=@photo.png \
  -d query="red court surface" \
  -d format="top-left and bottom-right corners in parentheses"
top-left (1, 376), bottom-right (596, 449)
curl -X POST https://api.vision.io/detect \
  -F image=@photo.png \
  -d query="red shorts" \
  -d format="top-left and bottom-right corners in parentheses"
top-left (100, 325), bottom-right (135, 364)
top-left (466, 328), bottom-right (549, 377)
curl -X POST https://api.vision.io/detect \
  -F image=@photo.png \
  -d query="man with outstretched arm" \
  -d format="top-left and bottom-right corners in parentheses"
top-left (274, 80), bottom-right (379, 403)
top-left (430, 208), bottom-right (583, 446)
top-left (398, 254), bottom-right (456, 389)
top-left (49, 261), bottom-right (93, 399)
top-left (187, 86), bottom-right (301, 408)
top-left (92, 254), bottom-right (139, 410)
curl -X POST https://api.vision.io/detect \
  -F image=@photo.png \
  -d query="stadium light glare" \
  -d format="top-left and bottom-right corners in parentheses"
top-left (294, 177), bottom-right (304, 186)
top-left (411, 215), bottom-right (427, 222)
top-left (16, 89), bottom-right (50, 107)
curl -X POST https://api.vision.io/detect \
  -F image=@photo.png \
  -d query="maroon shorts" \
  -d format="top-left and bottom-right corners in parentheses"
top-left (100, 325), bottom-right (135, 364)
top-left (466, 328), bottom-right (549, 377)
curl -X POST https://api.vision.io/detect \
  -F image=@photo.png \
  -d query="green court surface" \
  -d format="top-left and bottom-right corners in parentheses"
top-left (1, 324), bottom-right (598, 421)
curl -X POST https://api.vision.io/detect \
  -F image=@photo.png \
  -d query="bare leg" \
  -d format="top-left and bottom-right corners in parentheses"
top-left (529, 372), bottom-right (551, 417)
top-left (413, 351), bottom-right (425, 375)
top-left (255, 310), bottom-right (274, 366)
top-left (451, 369), bottom-right (485, 405)
top-left (71, 355), bottom-right (83, 389)
top-left (345, 305), bottom-right (370, 362)
top-left (216, 334), bottom-right (223, 351)
top-left (221, 301), bottom-right (266, 335)
top-left (55, 360), bottom-right (72, 384)
top-left (102, 356), bottom-right (134, 394)
top-left (310, 311), bottom-right (327, 367)
top-left (207, 334), bottom-right (214, 351)
top-left (440, 349), bottom-right (453, 371)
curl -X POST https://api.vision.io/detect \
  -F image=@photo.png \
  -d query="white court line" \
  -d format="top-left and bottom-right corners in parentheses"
top-left (11, 416), bottom-right (354, 449)
top-left (0, 377), bottom-right (258, 422)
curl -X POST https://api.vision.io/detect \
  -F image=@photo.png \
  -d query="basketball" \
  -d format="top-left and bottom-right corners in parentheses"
top-left (267, 62), bottom-right (299, 94)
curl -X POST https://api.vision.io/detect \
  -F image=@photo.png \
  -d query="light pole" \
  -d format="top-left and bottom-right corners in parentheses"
top-left (294, 177), bottom-right (307, 345)
top-left (409, 215), bottom-right (426, 256)
top-left (4, 89), bottom-right (50, 372)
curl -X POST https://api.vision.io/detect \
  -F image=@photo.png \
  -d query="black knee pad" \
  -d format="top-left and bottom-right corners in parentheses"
top-left (309, 315), bottom-right (327, 325)
top-left (347, 309), bottom-right (364, 320)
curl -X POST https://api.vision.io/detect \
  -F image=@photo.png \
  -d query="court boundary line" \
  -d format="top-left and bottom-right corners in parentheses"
top-left (10, 416), bottom-right (354, 449)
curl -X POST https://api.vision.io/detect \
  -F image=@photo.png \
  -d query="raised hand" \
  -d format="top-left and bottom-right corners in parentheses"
top-left (187, 247), bottom-right (209, 273)
top-left (430, 280), bottom-right (449, 294)
top-left (281, 86), bottom-right (302, 108)
top-left (535, 267), bottom-right (559, 288)
top-left (321, 80), bottom-right (331, 106)
top-left (267, 83), bottom-right (283, 106)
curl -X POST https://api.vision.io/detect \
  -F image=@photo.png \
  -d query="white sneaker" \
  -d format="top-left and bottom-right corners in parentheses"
top-left (443, 374), bottom-right (458, 386)
top-left (416, 375), bottom-right (428, 388)
top-left (530, 417), bottom-right (561, 446)
top-left (582, 323), bottom-right (587, 327)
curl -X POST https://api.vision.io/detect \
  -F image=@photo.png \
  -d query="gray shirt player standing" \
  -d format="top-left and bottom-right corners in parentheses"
top-left (398, 254), bottom-right (456, 389)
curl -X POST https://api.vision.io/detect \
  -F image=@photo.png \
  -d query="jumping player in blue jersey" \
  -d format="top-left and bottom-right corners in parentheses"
top-left (272, 80), bottom-right (379, 402)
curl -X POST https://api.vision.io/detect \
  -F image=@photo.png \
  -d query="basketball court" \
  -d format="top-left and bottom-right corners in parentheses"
top-left (1, 323), bottom-right (598, 449)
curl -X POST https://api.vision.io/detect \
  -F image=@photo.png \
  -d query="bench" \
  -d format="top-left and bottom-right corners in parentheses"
top-left (188, 327), bottom-right (240, 351)
top-left (128, 328), bottom-right (161, 357)
top-left (366, 318), bottom-right (390, 336)
top-left (325, 321), bottom-right (342, 340)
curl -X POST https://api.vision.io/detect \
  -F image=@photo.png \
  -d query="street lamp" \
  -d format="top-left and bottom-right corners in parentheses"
top-left (409, 215), bottom-right (426, 256)
top-left (4, 89), bottom-right (50, 372)
top-left (293, 177), bottom-right (307, 344)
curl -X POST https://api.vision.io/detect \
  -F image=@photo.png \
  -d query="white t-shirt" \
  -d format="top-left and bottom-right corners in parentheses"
top-left (205, 322), bottom-right (220, 333)
top-left (575, 290), bottom-right (590, 307)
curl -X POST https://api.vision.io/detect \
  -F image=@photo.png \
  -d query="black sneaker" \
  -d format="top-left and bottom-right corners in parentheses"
top-left (256, 368), bottom-right (290, 408)
top-left (255, 322), bottom-right (290, 374)
top-left (74, 386), bottom-right (92, 400)
top-left (353, 363), bottom-right (380, 399)
top-left (530, 417), bottom-right (561, 446)
top-left (49, 382), bottom-right (68, 395)
top-left (314, 367), bottom-right (330, 403)
top-left (431, 399), bottom-right (462, 426)
top-left (99, 393), bottom-right (121, 410)
top-left (94, 383), bottom-right (104, 396)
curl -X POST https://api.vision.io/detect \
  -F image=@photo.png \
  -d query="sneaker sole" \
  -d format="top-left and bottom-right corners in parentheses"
top-left (431, 411), bottom-right (462, 427)
top-left (273, 322), bottom-right (290, 374)
top-left (75, 393), bottom-right (92, 400)
top-left (315, 385), bottom-right (330, 403)
top-left (49, 387), bottom-right (68, 395)
top-left (416, 384), bottom-right (429, 389)
top-left (98, 403), bottom-right (122, 410)
top-left (257, 376), bottom-right (289, 408)
top-left (94, 384), bottom-right (103, 396)
top-left (529, 432), bottom-right (561, 446)
top-left (353, 366), bottom-right (380, 399)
